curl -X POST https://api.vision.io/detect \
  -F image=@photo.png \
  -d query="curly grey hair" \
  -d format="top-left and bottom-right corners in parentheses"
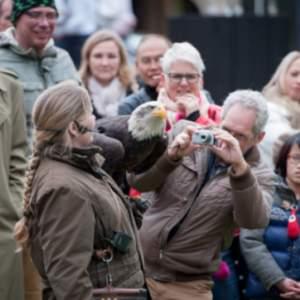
top-left (161, 42), bottom-right (205, 75)
top-left (222, 89), bottom-right (269, 135)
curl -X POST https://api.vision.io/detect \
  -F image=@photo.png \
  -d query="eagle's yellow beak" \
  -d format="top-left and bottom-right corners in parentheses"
top-left (152, 105), bottom-right (167, 119)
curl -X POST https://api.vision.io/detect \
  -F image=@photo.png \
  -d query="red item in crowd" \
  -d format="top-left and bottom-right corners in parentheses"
top-left (129, 187), bottom-right (141, 199)
top-left (288, 208), bottom-right (300, 239)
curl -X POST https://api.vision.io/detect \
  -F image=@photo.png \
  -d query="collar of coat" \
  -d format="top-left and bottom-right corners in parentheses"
top-left (0, 68), bottom-right (18, 92)
top-left (244, 146), bottom-right (261, 166)
top-left (44, 144), bottom-right (107, 178)
top-left (0, 27), bottom-right (57, 58)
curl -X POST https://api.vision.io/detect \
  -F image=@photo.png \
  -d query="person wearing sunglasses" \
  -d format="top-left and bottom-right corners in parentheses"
top-left (14, 81), bottom-right (147, 300)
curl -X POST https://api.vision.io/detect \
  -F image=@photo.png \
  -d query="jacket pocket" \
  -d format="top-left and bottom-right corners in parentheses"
top-left (22, 81), bottom-right (44, 115)
top-left (22, 81), bottom-right (44, 93)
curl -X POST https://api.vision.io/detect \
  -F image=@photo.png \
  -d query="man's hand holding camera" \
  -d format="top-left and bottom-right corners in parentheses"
top-left (211, 128), bottom-right (248, 176)
top-left (168, 125), bottom-right (248, 176)
top-left (190, 127), bottom-right (248, 176)
top-left (167, 125), bottom-right (200, 161)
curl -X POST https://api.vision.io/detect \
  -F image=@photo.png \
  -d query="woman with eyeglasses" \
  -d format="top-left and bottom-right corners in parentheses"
top-left (157, 42), bottom-right (221, 130)
top-left (156, 41), bottom-right (242, 300)
top-left (240, 132), bottom-right (300, 300)
top-left (14, 81), bottom-right (145, 299)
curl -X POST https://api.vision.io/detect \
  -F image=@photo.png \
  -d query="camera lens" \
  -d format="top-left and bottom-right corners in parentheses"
top-left (200, 134), bottom-right (207, 141)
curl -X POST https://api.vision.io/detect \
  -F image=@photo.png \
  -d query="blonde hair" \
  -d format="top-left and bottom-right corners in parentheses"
top-left (263, 51), bottom-right (300, 128)
top-left (263, 51), bottom-right (300, 100)
top-left (14, 81), bottom-right (92, 246)
top-left (79, 29), bottom-right (135, 90)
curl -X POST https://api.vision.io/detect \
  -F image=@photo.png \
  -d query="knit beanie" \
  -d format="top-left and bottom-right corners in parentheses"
top-left (11, 0), bottom-right (57, 24)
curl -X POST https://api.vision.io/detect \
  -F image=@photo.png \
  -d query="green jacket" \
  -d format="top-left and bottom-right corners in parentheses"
top-left (0, 28), bottom-right (81, 139)
top-left (0, 69), bottom-right (28, 300)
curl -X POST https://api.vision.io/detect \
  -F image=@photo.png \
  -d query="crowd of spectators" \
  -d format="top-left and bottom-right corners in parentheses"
top-left (1, 1), bottom-right (300, 300)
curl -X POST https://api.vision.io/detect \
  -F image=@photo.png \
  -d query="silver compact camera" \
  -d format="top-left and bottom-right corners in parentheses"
top-left (192, 129), bottom-right (215, 145)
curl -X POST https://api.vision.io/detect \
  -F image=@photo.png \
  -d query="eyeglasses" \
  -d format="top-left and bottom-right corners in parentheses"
top-left (222, 127), bottom-right (252, 143)
top-left (24, 11), bottom-right (58, 22)
top-left (167, 73), bottom-right (200, 84)
top-left (288, 155), bottom-right (300, 164)
top-left (74, 120), bottom-right (94, 134)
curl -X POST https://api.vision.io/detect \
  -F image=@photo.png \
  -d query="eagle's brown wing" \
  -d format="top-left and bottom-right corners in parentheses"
top-left (94, 115), bottom-right (166, 192)
top-left (131, 134), bottom-right (168, 174)
top-left (93, 132), bottom-right (125, 175)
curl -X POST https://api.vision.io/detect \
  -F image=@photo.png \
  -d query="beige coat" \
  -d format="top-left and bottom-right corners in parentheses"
top-left (128, 140), bottom-right (274, 282)
top-left (0, 69), bottom-right (28, 300)
top-left (29, 146), bottom-right (144, 299)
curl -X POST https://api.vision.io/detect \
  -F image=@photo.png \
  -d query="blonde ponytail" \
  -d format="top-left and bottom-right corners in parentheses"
top-left (14, 140), bottom-right (44, 247)
top-left (15, 81), bottom-right (92, 247)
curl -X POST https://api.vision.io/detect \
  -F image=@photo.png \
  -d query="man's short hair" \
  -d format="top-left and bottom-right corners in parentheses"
top-left (222, 89), bottom-right (269, 135)
top-left (161, 42), bottom-right (205, 75)
top-left (136, 33), bottom-right (171, 56)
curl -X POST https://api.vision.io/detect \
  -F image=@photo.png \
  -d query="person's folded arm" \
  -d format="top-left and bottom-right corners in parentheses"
top-left (240, 227), bottom-right (285, 290)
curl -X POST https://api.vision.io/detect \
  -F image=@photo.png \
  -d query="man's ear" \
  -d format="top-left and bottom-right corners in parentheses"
top-left (256, 131), bottom-right (265, 144)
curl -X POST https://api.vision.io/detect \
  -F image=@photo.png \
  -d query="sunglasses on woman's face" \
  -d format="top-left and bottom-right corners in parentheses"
top-left (74, 120), bottom-right (94, 134)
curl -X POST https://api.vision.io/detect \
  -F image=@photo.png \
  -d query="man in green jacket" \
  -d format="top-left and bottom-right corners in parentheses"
top-left (0, 69), bottom-right (28, 300)
top-left (0, 0), bottom-right (80, 142)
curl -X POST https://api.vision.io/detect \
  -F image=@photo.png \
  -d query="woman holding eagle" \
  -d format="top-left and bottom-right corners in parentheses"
top-left (14, 81), bottom-right (197, 300)
top-left (157, 42), bottom-right (222, 130)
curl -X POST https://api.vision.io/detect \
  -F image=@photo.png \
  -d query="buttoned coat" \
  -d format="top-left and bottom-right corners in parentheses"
top-left (0, 69), bottom-right (28, 300)
top-left (128, 122), bottom-right (274, 282)
top-left (29, 146), bottom-right (144, 299)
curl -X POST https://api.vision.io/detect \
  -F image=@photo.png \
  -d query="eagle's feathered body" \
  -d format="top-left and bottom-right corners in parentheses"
top-left (94, 101), bottom-right (167, 189)
top-left (96, 116), bottom-right (167, 173)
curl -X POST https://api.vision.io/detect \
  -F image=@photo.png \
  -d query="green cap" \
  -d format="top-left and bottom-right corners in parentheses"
top-left (11, 0), bottom-right (57, 24)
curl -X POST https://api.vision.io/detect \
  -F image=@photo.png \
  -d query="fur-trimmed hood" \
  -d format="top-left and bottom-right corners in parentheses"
top-left (0, 27), bottom-right (57, 58)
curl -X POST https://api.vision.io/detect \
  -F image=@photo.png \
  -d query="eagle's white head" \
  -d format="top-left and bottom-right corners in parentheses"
top-left (128, 101), bottom-right (167, 141)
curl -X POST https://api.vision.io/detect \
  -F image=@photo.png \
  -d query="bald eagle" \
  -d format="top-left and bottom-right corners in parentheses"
top-left (94, 101), bottom-right (168, 189)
